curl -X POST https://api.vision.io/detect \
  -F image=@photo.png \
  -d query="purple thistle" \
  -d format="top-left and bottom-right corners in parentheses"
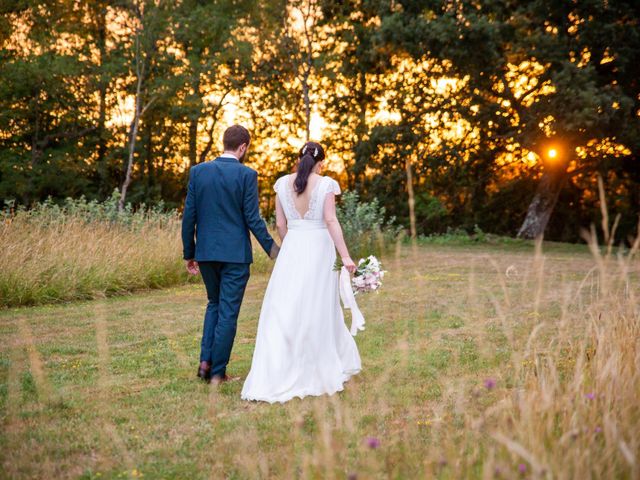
top-left (484, 378), bottom-right (496, 390)
top-left (518, 463), bottom-right (527, 474)
top-left (366, 437), bottom-right (380, 449)
top-left (585, 392), bottom-right (596, 400)
top-left (594, 426), bottom-right (602, 434)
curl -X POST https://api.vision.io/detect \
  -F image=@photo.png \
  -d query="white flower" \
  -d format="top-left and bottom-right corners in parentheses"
top-left (353, 276), bottom-right (366, 288)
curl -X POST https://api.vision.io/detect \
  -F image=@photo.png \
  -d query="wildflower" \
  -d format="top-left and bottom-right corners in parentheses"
top-left (594, 426), bottom-right (602, 434)
top-left (366, 437), bottom-right (380, 449)
top-left (518, 463), bottom-right (527, 474)
top-left (484, 378), bottom-right (496, 390)
top-left (585, 392), bottom-right (595, 400)
top-left (347, 474), bottom-right (357, 480)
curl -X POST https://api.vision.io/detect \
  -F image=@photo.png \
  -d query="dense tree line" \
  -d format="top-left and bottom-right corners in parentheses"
top-left (1, 0), bottom-right (638, 242)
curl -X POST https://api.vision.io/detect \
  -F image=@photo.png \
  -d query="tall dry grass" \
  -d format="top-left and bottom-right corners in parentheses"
top-left (1, 191), bottom-right (398, 309)
top-left (0, 189), bottom-right (287, 307)
top-left (221, 228), bottom-right (639, 478)
top-left (0, 215), bottom-right (191, 307)
top-left (461, 233), bottom-right (640, 479)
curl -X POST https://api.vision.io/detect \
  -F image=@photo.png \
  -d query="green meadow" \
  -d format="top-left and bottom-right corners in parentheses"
top-left (1, 241), bottom-right (638, 479)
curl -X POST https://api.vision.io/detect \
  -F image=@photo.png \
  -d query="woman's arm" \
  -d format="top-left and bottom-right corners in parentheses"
top-left (275, 194), bottom-right (288, 241)
top-left (323, 193), bottom-right (356, 273)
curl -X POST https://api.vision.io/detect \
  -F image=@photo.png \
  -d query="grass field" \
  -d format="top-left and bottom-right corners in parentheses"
top-left (1, 242), bottom-right (638, 479)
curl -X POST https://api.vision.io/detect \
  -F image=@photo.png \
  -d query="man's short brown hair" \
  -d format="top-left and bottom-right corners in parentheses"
top-left (223, 125), bottom-right (251, 151)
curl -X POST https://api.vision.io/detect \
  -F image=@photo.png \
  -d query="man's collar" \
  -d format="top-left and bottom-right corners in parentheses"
top-left (219, 152), bottom-right (239, 160)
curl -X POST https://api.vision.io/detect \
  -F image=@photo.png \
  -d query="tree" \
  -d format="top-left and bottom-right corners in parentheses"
top-left (118, 1), bottom-right (166, 211)
top-left (373, 0), bottom-right (639, 240)
top-left (0, 1), bottom-right (99, 204)
top-left (512, 0), bottom-right (640, 238)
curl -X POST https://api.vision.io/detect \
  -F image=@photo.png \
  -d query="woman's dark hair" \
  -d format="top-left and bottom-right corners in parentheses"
top-left (294, 141), bottom-right (325, 194)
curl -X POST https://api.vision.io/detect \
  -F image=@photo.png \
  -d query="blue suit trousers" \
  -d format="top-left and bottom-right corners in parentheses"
top-left (198, 261), bottom-right (251, 377)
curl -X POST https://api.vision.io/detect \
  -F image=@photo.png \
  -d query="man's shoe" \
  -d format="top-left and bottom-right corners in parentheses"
top-left (197, 361), bottom-right (211, 381)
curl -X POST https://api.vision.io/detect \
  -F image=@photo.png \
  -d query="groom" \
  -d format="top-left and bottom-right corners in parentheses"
top-left (181, 124), bottom-right (279, 384)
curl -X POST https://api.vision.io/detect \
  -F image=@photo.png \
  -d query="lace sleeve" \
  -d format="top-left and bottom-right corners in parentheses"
top-left (327, 177), bottom-right (341, 195)
top-left (274, 176), bottom-right (285, 194)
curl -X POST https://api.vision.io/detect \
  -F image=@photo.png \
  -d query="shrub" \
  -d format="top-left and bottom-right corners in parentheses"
top-left (336, 191), bottom-right (403, 262)
top-left (2, 188), bottom-right (178, 228)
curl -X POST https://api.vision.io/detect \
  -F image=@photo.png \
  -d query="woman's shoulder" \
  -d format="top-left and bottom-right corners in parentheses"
top-left (274, 174), bottom-right (292, 193)
top-left (321, 175), bottom-right (341, 194)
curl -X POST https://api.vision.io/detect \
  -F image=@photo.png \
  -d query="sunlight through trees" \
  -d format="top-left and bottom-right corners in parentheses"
top-left (1, 0), bottom-right (638, 242)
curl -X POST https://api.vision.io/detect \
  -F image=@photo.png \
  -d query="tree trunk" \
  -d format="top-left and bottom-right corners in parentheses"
top-left (119, 33), bottom-right (149, 212)
top-left (406, 155), bottom-right (417, 239)
top-left (198, 90), bottom-right (229, 163)
top-left (517, 162), bottom-right (569, 239)
top-left (300, 1), bottom-right (314, 142)
top-left (96, 3), bottom-right (108, 195)
top-left (188, 116), bottom-right (198, 167)
top-left (302, 68), bottom-right (311, 141)
top-left (119, 89), bottom-right (142, 212)
top-left (145, 125), bottom-right (154, 196)
top-left (352, 71), bottom-right (367, 190)
top-left (187, 73), bottom-right (201, 167)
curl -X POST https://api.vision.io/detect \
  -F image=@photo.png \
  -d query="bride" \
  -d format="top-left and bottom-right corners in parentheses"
top-left (241, 141), bottom-right (362, 403)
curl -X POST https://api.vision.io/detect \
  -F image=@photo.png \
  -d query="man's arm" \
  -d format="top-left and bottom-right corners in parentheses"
top-left (243, 170), bottom-right (278, 258)
top-left (181, 167), bottom-right (197, 261)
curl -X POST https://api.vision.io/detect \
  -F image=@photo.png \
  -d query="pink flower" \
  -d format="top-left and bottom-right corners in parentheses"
top-left (518, 463), bottom-right (527, 474)
top-left (484, 378), bottom-right (496, 390)
top-left (366, 437), bottom-right (380, 449)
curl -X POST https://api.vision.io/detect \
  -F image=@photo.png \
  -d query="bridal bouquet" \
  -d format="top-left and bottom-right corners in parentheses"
top-left (351, 255), bottom-right (385, 294)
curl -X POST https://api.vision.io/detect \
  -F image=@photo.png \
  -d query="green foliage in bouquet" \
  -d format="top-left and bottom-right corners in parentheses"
top-left (335, 191), bottom-right (403, 266)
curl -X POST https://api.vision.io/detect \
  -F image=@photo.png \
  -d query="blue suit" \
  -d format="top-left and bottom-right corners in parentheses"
top-left (181, 156), bottom-right (275, 377)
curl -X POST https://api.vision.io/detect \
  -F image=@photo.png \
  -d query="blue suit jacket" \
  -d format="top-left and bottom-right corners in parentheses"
top-left (181, 156), bottom-right (274, 263)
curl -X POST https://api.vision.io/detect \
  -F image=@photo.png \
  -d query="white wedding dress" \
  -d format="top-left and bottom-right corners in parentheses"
top-left (241, 175), bottom-right (362, 403)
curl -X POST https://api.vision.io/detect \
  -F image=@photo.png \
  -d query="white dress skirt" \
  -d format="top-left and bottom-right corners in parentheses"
top-left (241, 175), bottom-right (362, 403)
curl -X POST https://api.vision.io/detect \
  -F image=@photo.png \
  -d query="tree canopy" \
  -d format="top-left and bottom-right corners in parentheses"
top-left (1, 0), bottom-right (638, 242)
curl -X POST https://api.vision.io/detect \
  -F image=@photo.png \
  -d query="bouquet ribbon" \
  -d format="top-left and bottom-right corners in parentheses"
top-left (339, 266), bottom-right (366, 336)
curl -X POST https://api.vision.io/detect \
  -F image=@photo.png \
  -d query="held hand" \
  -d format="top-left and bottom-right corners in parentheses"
top-left (185, 259), bottom-right (200, 276)
top-left (269, 244), bottom-right (280, 260)
top-left (342, 256), bottom-right (357, 274)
